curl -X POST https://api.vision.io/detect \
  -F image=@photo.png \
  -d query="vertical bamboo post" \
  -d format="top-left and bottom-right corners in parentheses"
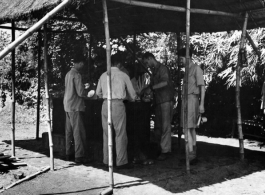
top-left (88, 35), bottom-right (93, 80)
top-left (102, 0), bottom-right (114, 189)
top-left (184, 0), bottom-right (191, 174)
top-left (236, 12), bottom-right (248, 161)
top-left (11, 20), bottom-right (16, 157)
top-left (36, 31), bottom-right (42, 140)
top-left (133, 32), bottom-right (137, 76)
top-left (43, 24), bottom-right (54, 170)
top-left (177, 32), bottom-right (182, 150)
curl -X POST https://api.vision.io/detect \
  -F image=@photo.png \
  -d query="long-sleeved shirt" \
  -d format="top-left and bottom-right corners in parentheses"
top-left (96, 67), bottom-right (136, 101)
top-left (63, 68), bottom-right (87, 112)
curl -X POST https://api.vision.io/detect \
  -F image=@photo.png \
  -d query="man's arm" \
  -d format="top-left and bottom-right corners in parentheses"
top-left (96, 78), bottom-right (103, 98)
top-left (74, 75), bottom-right (88, 97)
top-left (124, 75), bottom-right (137, 101)
top-left (199, 85), bottom-right (205, 113)
top-left (151, 65), bottom-right (169, 90)
top-left (152, 81), bottom-right (167, 90)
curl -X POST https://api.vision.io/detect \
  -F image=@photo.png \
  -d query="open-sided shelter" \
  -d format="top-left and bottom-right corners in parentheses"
top-left (0, 0), bottom-right (265, 188)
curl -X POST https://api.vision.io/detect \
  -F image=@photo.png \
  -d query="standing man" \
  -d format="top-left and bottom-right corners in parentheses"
top-left (96, 54), bottom-right (137, 169)
top-left (179, 48), bottom-right (205, 162)
top-left (63, 54), bottom-right (90, 164)
top-left (142, 52), bottom-right (175, 161)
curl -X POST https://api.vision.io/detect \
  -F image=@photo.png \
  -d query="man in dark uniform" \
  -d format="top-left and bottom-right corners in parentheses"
top-left (142, 52), bottom-right (175, 161)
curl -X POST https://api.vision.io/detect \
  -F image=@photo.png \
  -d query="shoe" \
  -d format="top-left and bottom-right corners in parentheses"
top-left (189, 151), bottom-right (198, 165)
top-left (116, 163), bottom-right (134, 170)
top-left (65, 154), bottom-right (75, 161)
top-left (157, 153), bottom-right (170, 161)
top-left (142, 159), bottom-right (154, 165)
top-left (75, 157), bottom-right (92, 164)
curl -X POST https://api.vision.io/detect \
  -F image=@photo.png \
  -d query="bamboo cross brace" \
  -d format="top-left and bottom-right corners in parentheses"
top-left (111, 0), bottom-right (242, 18)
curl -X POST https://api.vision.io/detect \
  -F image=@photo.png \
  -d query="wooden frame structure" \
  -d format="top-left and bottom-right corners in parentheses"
top-left (0, 0), bottom-right (264, 188)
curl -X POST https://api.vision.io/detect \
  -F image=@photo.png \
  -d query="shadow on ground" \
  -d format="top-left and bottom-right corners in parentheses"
top-left (3, 136), bottom-right (265, 194)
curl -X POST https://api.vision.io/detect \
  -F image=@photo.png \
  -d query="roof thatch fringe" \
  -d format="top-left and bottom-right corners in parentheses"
top-left (0, 0), bottom-right (62, 23)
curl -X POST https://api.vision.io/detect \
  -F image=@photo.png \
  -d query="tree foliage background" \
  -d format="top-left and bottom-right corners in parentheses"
top-left (1, 19), bottom-right (265, 136)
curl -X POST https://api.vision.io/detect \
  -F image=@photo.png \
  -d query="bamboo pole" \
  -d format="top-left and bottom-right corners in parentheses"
top-left (0, 166), bottom-right (50, 193)
top-left (133, 33), bottom-right (137, 77)
top-left (102, 0), bottom-right (114, 190)
top-left (11, 20), bottom-right (16, 157)
top-left (111, 0), bottom-right (241, 18)
top-left (184, 0), bottom-right (191, 174)
top-left (246, 32), bottom-right (261, 58)
top-left (176, 32), bottom-right (182, 150)
top-left (236, 12), bottom-right (249, 161)
top-left (43, 24), bottom-right (54, 170)
top-left (36, 31), bottom-right (42, 140)
top-left (88, 35), bottom-right (93, 80)
top-left (234, 20), bottom-right (261, 58)
top-left (0, 0), bottom-right (71, 60)
top-left (118, 37), bottom-right (152, 77)
top-left (0, 26), bottom-right (88, 34)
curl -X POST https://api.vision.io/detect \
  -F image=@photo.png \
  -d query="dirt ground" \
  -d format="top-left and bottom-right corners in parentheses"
top-left (1, 107), bottom-right (265, 194)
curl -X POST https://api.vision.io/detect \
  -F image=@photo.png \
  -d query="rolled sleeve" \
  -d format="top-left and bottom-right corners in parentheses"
top-left (196, 67), bottom-right (205, 86)
top-left (96, 78), bottom-right (103, 98)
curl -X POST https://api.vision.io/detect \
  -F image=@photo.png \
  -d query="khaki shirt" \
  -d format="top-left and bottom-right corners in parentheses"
top-left (63, 68), bottom-right (87, 112)
top-left (96, 67), bottom-right (136, 101)
top-left (185, 62), bottom-right (205, 95)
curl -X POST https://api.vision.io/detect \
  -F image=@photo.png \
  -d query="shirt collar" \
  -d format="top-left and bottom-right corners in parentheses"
top-left (111, 67), bottom-right (119, 70)
top-left (71, 67), bottom-right (79, 73)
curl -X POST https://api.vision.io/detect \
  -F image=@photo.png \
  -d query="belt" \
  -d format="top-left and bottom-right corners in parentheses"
top-left (104, 99), bottom-right (124, 101)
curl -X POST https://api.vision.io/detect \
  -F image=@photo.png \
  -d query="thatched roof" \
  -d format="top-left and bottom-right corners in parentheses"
top-left (1, 0), bottom-right (265, 37)
top-left (0, 0), bottom-right (62, 21)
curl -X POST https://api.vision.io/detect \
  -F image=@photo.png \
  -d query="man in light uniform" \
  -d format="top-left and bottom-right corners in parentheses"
top-left (179, 48), bottom-right (205, 161)
top-left (96, 54), bottom-right (136, 169)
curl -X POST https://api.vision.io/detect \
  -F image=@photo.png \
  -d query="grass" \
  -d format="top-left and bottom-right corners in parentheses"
top-left (0, 101), bottom-right (47, 125)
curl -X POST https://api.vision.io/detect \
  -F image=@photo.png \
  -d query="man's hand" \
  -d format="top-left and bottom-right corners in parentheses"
top-left (87, 90), bottom-right (95, 98)
top-left (140, 85), bottom-right (152, 96)
top-left (199, 104), bottom-right (205, 114)
top-left (84, 83), bottom-right (90, 89)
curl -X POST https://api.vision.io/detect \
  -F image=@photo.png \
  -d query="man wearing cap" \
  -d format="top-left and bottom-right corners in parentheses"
top-left (178, 48), bottom-right (205, 162)
top-left (96, 54), bottom-right (137, 169)
top-left (141, 52), bottom-right (175, 161)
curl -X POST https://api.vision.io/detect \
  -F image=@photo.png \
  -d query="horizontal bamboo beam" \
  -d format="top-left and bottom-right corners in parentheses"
top-left (0, 0), bottom-right (71, 60)
top-left (0, 25), bottom-right (88, 34)
top-left (111, 0), bottom-right (242, 18)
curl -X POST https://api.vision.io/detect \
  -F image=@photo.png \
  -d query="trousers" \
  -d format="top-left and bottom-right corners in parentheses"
top-left (101, 100), bottom-right (128, 166)
top-left (65, 111), bottom-right (87, 158)
top-left (154, 101), bottom-right (173, 153)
